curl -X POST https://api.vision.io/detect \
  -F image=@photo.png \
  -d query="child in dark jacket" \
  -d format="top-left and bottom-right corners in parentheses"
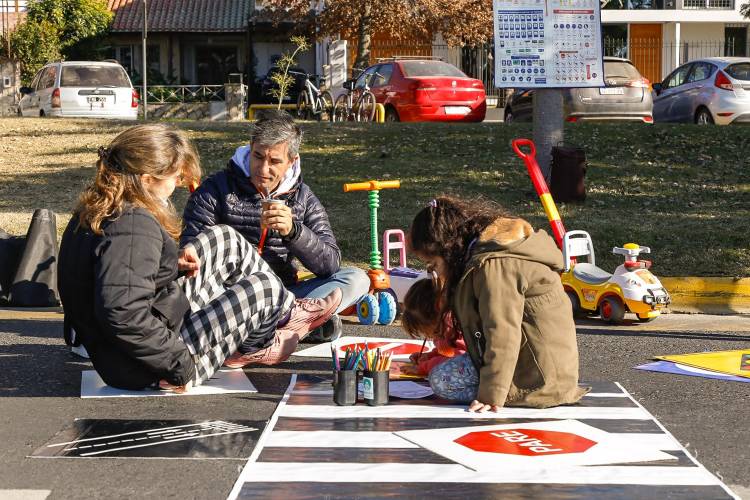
top-left (401, 278), bottom-right (466, 378)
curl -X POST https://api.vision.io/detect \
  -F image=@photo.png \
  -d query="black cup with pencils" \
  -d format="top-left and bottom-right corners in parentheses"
top-left (362, 348), bottom-right (391, 406)
top-left (332, 345), bottom-right (358, 406)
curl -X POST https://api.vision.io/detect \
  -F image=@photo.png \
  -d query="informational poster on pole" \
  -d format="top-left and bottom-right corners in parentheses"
top-left (493, 0), bottom-right (604, 88)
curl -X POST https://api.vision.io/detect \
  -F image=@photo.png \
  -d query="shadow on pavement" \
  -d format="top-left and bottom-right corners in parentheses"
top-left (578, 328), bottom-right (750, 342)
top-left (0, 342), bottom-right (85, 398)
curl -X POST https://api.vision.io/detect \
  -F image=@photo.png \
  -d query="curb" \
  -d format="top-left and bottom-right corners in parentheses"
top-left (661, 277), bottom-right (750, 315)
top-left (1, 278), bottom-right (748, 319)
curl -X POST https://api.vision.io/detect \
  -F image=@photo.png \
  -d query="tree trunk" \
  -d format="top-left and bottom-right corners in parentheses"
top-left (353, 1), bottom-right (372, 75)
top-left (532, 89), bottom-right (564, 182)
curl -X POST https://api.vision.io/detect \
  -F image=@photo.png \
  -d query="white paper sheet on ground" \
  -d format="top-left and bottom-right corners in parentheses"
top-left (80, 369), bottom-right (257, 398)
top-left (388, 381), bottom-right (434, 398)
top-left (355, 380), bottom-right (435, 399)
top-left (0, 490), bottom-right (51, 500)
top-left (293, 336), bottom-right (434, 361)
top-left (395, 419), bottom-right (676, 471)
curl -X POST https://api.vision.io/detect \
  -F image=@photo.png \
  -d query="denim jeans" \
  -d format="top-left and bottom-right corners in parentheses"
top-left (288, 266), bottom-right (370, 314)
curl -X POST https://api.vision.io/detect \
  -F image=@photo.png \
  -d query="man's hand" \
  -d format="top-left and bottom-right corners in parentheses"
top-left (178, 246), bottom-right (200, 278)
top-left (468, 399), bottom-right (501, 413)
top-left (262, 203), bottom-right (294, 237)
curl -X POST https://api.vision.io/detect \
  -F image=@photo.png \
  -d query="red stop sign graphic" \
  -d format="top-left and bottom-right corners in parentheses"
top-left (455, 429), bottom-right (597, 456)
top-left (339, 342), bottom-right (423, 356)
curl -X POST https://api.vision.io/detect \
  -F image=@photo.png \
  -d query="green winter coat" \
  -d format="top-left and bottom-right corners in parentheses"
top-left (453, 217), bottom-right (589, 408)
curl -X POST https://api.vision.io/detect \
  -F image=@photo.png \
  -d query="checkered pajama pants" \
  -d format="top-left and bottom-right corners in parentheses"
top-left (178, 225), bottom-right (295, 385)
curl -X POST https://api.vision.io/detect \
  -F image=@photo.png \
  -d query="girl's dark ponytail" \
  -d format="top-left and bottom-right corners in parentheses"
top-left (409, 196), bottom-right (506, 332)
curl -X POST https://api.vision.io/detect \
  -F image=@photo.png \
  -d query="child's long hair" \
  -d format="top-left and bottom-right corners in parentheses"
top-left (75, 124), bottom-right (201, 240)
top-left (402, 278), bottom-right (443, 340)
top-left (408, 195), bottom-right (507, 322)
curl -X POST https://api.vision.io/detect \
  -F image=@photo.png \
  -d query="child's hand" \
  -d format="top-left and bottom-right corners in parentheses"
top-left (468, 399), bottom-right (500, 413)
top-left (399, 363), bottom-right (423, 376)
top-left (409, 352), bottom-right (422, 364)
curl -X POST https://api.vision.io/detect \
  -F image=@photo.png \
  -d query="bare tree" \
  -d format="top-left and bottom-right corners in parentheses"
top-left (258, 0), bottom-right (493, 74)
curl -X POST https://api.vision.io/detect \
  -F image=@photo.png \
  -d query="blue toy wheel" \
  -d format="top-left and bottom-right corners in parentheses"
top-left (381, 287), bottom-right (400, 317)
top-left (377, 291), bottom-right (398, 325)
top-left (357, 294), bottom-right (380, 325)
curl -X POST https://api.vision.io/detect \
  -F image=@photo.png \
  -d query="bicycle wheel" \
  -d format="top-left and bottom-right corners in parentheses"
top-left (319, 90), bottom-right (334, 122)
top-left (296, 92), bottom-right (312, 120)
top-left (357, 91), bottom-right (377, 122)
top-left (333, 94), bottom-right (350, 122)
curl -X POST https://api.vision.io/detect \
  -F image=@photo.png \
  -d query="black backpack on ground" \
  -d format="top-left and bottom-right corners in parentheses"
top-left (0, 229), bottom-right (25, 304)
top-left (0, 209), bottom-right (60, 307)
top-left (550, 145), bottom-right (587, 203)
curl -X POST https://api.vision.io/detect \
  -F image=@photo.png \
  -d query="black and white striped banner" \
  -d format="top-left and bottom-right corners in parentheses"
top-left (228, 375), bottom-right (737, 499)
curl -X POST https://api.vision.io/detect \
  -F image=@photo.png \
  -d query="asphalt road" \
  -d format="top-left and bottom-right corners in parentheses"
top-left (0, 312), bottom-right (748, 499)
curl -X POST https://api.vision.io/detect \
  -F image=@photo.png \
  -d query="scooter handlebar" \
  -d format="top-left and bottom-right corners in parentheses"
top-left (343, 180), bottom-right (401, 192)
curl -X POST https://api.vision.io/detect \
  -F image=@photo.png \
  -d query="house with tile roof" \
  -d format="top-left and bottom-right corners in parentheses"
top-left (106, 0), bottom-right (322, 104)
top-left (105, 0), bottom-right (253, 85)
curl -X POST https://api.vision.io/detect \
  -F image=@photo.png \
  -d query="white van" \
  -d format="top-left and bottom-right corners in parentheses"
top-left (18, 60), bottom-right (139, 120)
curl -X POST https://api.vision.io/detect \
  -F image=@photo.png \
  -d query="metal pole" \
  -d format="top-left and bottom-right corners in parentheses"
top-left (532, 88), bottom-right (563, 182)
top-left (7, 0), bottom-right (12, 58)
top-left (7, 0), bottom-right (11, 58)
top-left (142, 0), bottom-right (148, 120)
top-left (2, 0), bottom-right (7, 57)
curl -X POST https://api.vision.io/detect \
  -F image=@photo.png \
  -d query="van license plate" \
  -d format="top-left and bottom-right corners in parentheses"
top-left (599, 88), bottom-right (624, 95)
top-left (87, 96), bottom-right (107, 103)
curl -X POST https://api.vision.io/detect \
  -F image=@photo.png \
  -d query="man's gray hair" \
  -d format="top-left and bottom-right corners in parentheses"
top-left (250, 109), bottom-right (303, 161)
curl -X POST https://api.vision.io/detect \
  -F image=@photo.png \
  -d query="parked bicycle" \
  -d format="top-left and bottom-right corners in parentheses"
top-left (291, 71), bottom-right (334, 121)
top-left (332, 73), bottom-right (377, 122)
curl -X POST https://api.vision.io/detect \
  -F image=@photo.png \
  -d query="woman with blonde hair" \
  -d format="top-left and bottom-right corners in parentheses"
top-left (58, 124), bottom-right (340, 392)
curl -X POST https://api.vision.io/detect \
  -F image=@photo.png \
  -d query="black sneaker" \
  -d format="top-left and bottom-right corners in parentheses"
top-left (302, 314), bottom-right (343, 344)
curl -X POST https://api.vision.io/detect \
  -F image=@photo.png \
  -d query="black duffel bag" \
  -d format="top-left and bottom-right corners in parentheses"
top-left (550, 145), bottom-right (587, 203)
top-left (2, 209), bottom-right (61, 307)
top-left (0, 229), bottom-right (25, 305)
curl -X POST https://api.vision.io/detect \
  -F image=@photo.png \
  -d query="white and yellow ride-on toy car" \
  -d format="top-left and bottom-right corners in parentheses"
top-left (562, 230), bottom-right (671, 324)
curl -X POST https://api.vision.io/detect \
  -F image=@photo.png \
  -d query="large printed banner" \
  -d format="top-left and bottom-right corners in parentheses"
top-left (655, 350), bottom-right (750, 379)
top-left (493, 0), bottom-right (604, 88)
top-left (227, 375), bottom-right (737, 499)
top-left (396, 419), bottom-right (675, 471)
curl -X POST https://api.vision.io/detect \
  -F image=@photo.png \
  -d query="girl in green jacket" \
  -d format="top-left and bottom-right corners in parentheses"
top-left (409, 196), bottom-right (587, 413)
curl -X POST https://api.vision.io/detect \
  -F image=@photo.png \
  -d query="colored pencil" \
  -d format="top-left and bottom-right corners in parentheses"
top-left (257, 228), bottom-right (269, 255)
top-left (417, 338), bottom-right (427, 360)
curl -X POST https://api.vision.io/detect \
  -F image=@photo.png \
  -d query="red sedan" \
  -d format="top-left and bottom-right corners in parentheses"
top-left (354, 58), bottom-right (487, 122)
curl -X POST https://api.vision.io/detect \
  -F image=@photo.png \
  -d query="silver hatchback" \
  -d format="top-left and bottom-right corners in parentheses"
top-left (18, 61), bottom-right (138, 120)
top-left (504, 57), bottom-right (653, 123)
top-left (652, 57), bottom-right (750, 125)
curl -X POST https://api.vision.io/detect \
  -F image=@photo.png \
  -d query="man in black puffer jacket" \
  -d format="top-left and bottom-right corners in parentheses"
top-left (181, 110), bottom-right (369, 353)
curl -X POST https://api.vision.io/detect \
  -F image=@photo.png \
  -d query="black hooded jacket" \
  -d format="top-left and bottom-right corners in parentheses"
top-left (58, 207), bottom-right (195, 390)
top-left (180, 161), bottom-right (340, 286)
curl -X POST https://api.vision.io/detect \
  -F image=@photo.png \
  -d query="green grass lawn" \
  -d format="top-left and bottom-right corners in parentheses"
top-left (1, 117), bottom-right (748, 277)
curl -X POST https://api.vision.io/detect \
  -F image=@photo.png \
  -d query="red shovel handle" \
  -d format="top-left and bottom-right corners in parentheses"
top-left (512, 138), bottom-right (548, 199)
top-left (512, 138), bottom-right (536, 161)
top-left (511, 138), bottom-right (567, 249)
